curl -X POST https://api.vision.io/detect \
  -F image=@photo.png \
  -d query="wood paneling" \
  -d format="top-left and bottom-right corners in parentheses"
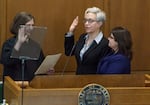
top-left (30, 74), bottom-right (145, 88)
top-left (0, 0), bottom-right (7, 78)
top-left (109, 0), bottom-right (150, 71)
top-left (0, 0), bottom-right (7, 45)
top-left (4, 76), bottom-right (150, 105)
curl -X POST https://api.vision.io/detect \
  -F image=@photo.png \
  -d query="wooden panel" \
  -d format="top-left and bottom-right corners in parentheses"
top-left (109, 0), bottom-right (150, 71)
top-left (0, 0), bottom-right (7, 79)
top-left (145, 74), bottom-right (150, 86)
top-left (4, 76), bottom-right (150, 105)
top-left (108, 87), bottom-right (150, 105)
top-left (0, 0), bottom-right (7, 45)
top-left (30, 74), bottom-right (145, 88)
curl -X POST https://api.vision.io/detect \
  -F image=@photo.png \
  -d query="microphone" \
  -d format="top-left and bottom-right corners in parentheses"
top-left (61, 43), bottom-right (76, 75)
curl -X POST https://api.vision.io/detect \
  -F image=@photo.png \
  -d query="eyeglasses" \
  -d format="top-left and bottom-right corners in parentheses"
top-left (109, 36), bottom-right (114, 39)
top-left (83, 19), bottom-right (98, 24)
top-left (108, 35), bottom-right (116, 41)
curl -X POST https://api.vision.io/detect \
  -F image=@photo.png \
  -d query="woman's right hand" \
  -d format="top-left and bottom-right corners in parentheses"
top-left (69, 16), bottom-right (79, 33)
top-left (14, 26), bottom-right (28, 51)
top-left (18, 26), bottom-right (28, 43)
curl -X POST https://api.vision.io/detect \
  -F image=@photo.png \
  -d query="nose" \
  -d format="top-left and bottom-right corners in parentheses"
top-left (84, 21), bottom-right (89, 25)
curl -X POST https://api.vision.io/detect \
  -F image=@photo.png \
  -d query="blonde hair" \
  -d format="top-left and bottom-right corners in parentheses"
top-left (85, 7), bottom-right (106, 23)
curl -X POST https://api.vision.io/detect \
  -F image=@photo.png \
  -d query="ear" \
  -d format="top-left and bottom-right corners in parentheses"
top-left (98, 21), bottom-right (103, 27)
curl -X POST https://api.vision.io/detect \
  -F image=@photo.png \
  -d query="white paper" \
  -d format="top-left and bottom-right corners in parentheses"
top-left (34, 53), bottom-right (62, 75)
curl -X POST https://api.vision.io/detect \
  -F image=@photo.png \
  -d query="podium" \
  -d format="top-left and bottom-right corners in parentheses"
top-left (4, 74), bottom-right (150, 105)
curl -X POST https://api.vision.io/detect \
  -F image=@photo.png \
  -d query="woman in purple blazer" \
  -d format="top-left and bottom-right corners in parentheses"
top-left (97, 27), bottom-right (132, 74)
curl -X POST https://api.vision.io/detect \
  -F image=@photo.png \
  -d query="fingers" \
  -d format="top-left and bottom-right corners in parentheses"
top-left (69, 16), bottom-right (79, 32)
top-left (18, 26), bottom-right (29, 42)
top-left (73, 16), bottom-right (79, 27)
top-left (14, 26), bottom-right (30, 51)
top-left (73, 16), bottom-right (78, 22)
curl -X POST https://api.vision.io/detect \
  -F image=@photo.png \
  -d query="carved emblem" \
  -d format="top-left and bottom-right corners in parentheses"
top-left (78, 83), bottom-right (110, 105)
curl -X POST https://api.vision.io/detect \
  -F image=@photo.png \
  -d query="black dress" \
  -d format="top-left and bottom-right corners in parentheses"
top-left (0, 36), bottom-right (44, 81)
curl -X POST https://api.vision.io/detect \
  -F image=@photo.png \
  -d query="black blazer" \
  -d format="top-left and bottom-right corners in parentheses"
top-left (65, 33), bottom-right (111, 74)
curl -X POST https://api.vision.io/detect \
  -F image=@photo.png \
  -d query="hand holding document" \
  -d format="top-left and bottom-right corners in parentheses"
top-left (34, 53), bottom-right (62, 75)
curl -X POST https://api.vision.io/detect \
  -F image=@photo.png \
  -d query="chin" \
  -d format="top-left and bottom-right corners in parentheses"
top-left (85, 30), bottom-right (91, 34)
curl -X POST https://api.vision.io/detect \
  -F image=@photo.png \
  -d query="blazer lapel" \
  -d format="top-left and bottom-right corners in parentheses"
top-left (82, 41), bottom-right (97, 60)
top-left (76, 38), bottom-right (86, 63)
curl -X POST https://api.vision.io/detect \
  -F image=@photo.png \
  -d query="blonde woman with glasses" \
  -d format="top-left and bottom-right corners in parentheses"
top-left (64, 7), bottom-right (111, 74)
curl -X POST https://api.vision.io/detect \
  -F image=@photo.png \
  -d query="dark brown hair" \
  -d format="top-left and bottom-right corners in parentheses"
top-left (10, 12), bottom-right (34, 35)
top-left (111, 26), bottom-right (133, 60)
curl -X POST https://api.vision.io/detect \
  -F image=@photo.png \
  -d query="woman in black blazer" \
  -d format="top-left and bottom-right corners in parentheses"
top-left (64, 7), bottom-right (111, 74)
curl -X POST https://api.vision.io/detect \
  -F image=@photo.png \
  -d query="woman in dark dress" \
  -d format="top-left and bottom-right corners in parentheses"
top-left (0, 12), bottom-right (45, 81)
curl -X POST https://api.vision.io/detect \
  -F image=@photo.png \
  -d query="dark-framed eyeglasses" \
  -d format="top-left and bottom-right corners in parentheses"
top-left (83, 19), bottom-right (98, 24)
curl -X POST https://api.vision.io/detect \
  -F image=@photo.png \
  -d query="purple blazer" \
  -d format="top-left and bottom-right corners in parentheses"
top-left (97, 53), bottom-right (131, 74)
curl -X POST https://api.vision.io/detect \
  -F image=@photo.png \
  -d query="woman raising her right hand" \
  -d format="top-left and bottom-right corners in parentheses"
top-left (64, 7), bottom-right (111, 74)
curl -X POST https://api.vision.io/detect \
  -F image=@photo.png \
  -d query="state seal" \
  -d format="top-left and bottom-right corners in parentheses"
top-left (78, 83), bottom-right (110, 105)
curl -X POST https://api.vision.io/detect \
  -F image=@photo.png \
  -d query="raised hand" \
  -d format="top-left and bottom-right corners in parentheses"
top-left (14, 26), bottom-right (28, 51)
top-left (69, 16), bottom-right (79, 33)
